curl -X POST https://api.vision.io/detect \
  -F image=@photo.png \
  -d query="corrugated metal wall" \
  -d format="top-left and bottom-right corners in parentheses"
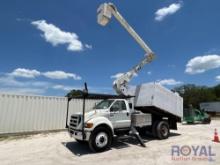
top-left (0, 93), bottom-right (100, 135)
top-left (200, 102), bottom-right (220, 112)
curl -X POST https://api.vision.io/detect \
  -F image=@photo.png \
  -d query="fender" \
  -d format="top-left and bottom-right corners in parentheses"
top-left (85, 116), bottom-right (114, 134)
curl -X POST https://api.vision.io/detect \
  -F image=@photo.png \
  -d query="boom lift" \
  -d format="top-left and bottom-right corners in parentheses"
top-left (97, 3), bottom-right (155, 95)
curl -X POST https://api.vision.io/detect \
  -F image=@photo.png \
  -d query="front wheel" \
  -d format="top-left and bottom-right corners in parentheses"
top-left (88, 127), bottom-right (112, 152)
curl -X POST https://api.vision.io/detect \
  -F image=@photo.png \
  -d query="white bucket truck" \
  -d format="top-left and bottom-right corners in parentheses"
top-left (67, 3), bottom-right (183, 152)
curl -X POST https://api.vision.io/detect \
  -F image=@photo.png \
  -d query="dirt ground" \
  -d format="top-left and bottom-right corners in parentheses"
top-left (0, 120), bottom-right (220, 165)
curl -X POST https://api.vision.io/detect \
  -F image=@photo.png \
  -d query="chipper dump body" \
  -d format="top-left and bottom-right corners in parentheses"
top-left (132, 83), bottom-right (183, 121)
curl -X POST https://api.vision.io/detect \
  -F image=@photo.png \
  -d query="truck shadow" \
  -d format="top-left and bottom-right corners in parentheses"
top-left (113, 132), bottom-right (181, 148)
top-left (62, 141), bottom-right (93, 156)
top-left (62, 132), bottom-right (181, 156)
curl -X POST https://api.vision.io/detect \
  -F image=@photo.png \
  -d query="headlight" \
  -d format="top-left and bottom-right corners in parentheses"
top-left (85, 122), bottom-right (93, 128)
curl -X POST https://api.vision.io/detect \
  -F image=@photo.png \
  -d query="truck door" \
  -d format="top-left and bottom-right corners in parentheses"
top-left (109, 100), bottom-right (131, 128)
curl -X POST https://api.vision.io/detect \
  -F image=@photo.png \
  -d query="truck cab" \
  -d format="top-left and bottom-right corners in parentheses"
top-left (68, 99), bottom-right (132, 151)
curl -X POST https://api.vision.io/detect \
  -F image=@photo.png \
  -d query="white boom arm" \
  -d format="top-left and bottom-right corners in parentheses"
top-left (97, 3), bottom-right (155, 95)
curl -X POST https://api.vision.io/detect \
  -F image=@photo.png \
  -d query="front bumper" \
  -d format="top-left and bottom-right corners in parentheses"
top-left (68, 128), bottom-right (91, 141)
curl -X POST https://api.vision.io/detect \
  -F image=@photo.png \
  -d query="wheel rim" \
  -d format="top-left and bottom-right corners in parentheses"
top-left (160, 125), bottom-right (168, 137)
top-left (95, 132), bottom-right (108, 148)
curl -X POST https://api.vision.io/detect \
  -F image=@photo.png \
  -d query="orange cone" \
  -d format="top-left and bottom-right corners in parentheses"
top-left (213, 129), bottom-right (220, 143)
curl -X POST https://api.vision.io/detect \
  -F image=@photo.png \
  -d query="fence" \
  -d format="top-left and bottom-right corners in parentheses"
top-left (0, 93), bottom-right (100, 135)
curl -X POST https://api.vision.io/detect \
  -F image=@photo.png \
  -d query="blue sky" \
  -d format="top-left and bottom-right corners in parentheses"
top-left (0, 0), bottom-right (220, 96)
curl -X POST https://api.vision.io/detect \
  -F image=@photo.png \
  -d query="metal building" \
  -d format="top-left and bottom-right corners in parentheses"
top-left (0, 93), bottom-right (100, 135)
top-left (200, 102), bottom-right (220, 117)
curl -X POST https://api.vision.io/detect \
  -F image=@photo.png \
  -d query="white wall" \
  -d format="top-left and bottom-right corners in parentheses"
top-left (0, 93), bottom-right (100, 135)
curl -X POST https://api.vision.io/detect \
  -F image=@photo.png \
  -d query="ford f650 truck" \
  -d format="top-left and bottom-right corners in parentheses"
top-left (68, 83), bottom-right (183, 152)
top-left (67, 3), bottom-right (183, 152)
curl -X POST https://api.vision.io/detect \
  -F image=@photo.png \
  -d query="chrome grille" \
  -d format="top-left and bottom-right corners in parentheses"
top-left (69, 114), bottom-right (81, 130)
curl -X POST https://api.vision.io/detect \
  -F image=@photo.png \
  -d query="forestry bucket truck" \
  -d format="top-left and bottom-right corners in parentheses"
top-left (67, 3), bottom-right (183, 152)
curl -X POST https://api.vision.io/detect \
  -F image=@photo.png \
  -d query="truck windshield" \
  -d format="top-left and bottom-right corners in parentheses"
top-left (94, 100), bottom-right (114, 109)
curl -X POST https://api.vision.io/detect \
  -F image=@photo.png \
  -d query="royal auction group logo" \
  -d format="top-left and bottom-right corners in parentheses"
top-left (171, 145), bottom-right (216, 162)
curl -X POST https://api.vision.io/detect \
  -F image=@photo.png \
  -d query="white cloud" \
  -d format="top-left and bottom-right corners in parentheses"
top-left (32, 20), bottom-right (89, 52)
top-left (9, 68), bottom-right (40, 78)
top-left (52, 85), bottom-right (76, 91)
top-left (85, 44), bottom-right (92, 49)
top-left (0, 76), bottom-right (49, 95)
top-left (0, 74), bottom-right (112, 95)
top-left (52, 84), bottom-right (113, 94)
top-left (0, 72), bottom-right (80, 95)
top-left (0, 88), bottom-right (45, 95)
top-left (31, 81), bottom-right (52, 87)
top-left (43, 71), bottom-right (81, 80)
top-left (8, 68), bottom-right (82, 80)
top-left (156, 79), bottom-right (182, 86)
top-left (0, 76), bottom-right (24, 87)
top-left (216, 75), bottom-right (220, 81)
top-left (0, 76), bottom-right (51, 88)
top-left (185, 55), bottom-right (220, 74)
top-left (147, 71), bottom-right (152, 75)
top-left (155, 2), bottom-right (182, 21)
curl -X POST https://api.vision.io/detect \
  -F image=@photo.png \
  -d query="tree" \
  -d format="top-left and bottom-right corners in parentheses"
top-left (173, 84), bottom-right (218, 108)
top-left (66, 89), bottom-right (85, 98)
top-left (213, 84), bottom-right (220, 100)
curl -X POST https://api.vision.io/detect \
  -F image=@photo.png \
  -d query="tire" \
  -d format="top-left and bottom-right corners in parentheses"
top-left (152, 120), bottom-right (160, 138)
top-left (202, 117), bottom-right (211, 124)
top-left (88, 126), bottom-right (112, 152)
top-left (156, 121), bottom-right (170, 140)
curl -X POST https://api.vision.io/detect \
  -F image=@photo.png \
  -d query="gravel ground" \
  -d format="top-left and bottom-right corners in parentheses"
top-left (0, 120), bottom-right (220, 165)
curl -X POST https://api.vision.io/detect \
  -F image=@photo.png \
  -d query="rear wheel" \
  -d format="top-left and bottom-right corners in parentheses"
top-left (152, 120), bottom-right (159, 138)
top-left (152, 120), bottom-right (170, 139)
top-left (89, 127), bottom-right (112, 152)
top-left (156, 121), bottom-right (170, 139)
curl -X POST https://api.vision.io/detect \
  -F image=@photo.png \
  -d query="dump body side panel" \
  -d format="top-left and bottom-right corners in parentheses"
top-left (133, 83), bottom-right (183, 119)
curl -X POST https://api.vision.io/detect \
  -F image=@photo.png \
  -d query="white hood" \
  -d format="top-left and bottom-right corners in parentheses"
top-left (84, 109), bottom-right (108, 122)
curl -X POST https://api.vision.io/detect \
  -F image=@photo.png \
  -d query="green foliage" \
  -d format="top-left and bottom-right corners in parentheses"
top-left (66, 89), bottom-right (85, 98)
top-left (213, 84), bottom-right (220, 100)
top-left (173, 84), bottom-right (220, 108)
